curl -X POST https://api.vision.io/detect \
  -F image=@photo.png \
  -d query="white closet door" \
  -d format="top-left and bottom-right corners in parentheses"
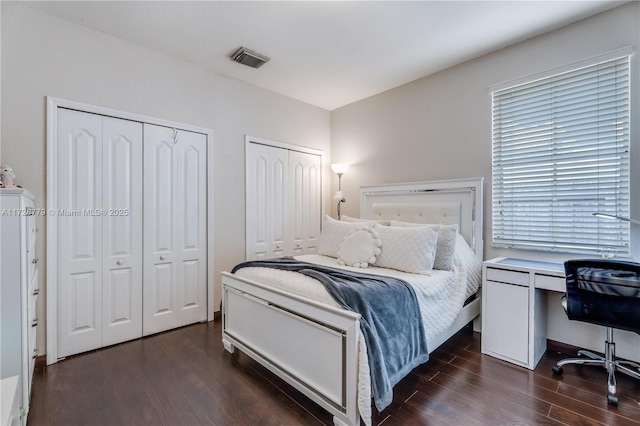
top-left (289, 151), bottom-right (321, 255)
top-left (101, 117), bottom-right (143, 346)
top-left (175, 129), bottom-right (207, 326)
top-left (56, 109), bottom-right (104, 357)
top-left (143, 125), bottom-right (207, 335)
top-left (246, 143), bottom-right (288, 260)
top-left (57, 110), bottom-right (144, 357)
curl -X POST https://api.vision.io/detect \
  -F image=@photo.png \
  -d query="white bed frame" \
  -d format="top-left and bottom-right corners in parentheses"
top-left (222, 178), bottom-right (484, 426)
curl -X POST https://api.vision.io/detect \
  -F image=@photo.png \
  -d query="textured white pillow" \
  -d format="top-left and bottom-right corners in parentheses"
top-left (390, 220), bottom-right (459, 271)
top-left (373, 223), bottom-right (438, 275)
top-left (319, 215), bottom-right (376, 258)
top-left (337, 227), bottom-right (382, 268)
top-left (341, 215), bottom-right (391, 226)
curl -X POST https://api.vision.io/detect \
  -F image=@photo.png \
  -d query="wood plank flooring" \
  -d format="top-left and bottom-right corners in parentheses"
top-left (28, 320), bottom-right (640, 425)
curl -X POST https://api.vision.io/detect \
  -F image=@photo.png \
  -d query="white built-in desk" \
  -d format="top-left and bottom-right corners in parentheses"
top-left (481, 257), bottom-right (566, 370)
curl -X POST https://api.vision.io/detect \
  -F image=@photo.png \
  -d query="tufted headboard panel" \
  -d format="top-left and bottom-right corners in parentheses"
top-left (369, 202), bottom-right (461, 227)
top-left (360, 178), bottom-right (484, 263)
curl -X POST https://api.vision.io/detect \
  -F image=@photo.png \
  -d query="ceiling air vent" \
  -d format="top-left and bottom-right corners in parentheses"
top-left (231, 47), bottom-right (270, 69)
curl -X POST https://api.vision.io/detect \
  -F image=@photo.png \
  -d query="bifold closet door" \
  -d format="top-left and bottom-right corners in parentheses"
top-left (143, 124), bottom-right (207, 336)
top-left (101, 117), bottom-right (143, 347)
top-left (289, 151), bottom-right (321, 256)
top-left (245, 143), bottom-right (288, 260)
top-left (56, 109), bottom-right (142, 358)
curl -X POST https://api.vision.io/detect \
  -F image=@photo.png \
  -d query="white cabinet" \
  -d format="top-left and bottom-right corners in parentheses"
top-left (481, 257), bottom-right (564, 370)
top-left (482, 275), bottom-right (530, 365)
top-left (245, 138), bottom-right (322, 260)
top-left (0, 189), bottom-right (38, 425)
top-left (53, 108), bottom-right (207, 359)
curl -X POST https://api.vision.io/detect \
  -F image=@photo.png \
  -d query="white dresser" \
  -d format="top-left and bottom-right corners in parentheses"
top-left (0, 189), bottom-right (39, 425)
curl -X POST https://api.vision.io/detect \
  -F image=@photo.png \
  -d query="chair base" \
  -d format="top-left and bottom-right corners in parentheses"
top-left (552, 328), bottom-right (640, 406)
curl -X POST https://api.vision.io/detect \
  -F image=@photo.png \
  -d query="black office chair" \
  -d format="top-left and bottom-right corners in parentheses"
top-left (552, 259), bottom-right (640, 406)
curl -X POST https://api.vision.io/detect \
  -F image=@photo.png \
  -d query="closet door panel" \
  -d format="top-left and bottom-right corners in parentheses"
top-left (305, 156), bottom-right (321, 254)
top-left (181, 260), bottom-right (200, 309)
top-left (143, 124), bottom-right (179, 335)
top-left (271, 155), bottom-right (287, 257)
top-left (290, 158), bottom-right (305, 255)
top-left (182, 145), bottom-right (202, 252)
top-left (152, 264), bottom-right (174, 314)
top-left (246, 144), bottom-right (288, 259)
top-left (289, 151), bottom-right (321, 255)
top-left (246, 144), bottom-right (270, 259)
top-left (154, 143), bottom-right (175, 253)
top-left (176, 130), bottom-right (207, 325)
top-left (56, 109), bottom-right (103, 357)
top-left (104, 268), bottom-right (134, 332)
top-left (101, 117), bottom-right (142, 346)
top-left (253, 155), bottom-right (269, 257)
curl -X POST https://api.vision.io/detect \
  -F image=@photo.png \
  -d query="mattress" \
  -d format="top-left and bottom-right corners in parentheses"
top-left (233, 233), bottom-right (481, 425)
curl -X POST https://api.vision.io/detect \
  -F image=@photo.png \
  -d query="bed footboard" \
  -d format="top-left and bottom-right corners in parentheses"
top-left (222, 272), bottom-right (361, 426)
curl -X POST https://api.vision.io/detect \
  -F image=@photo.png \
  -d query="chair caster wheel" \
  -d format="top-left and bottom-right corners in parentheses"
top-left (552, 366), bottom-right (564, 376)
top-left (608, 394), bottom-right (618, 406)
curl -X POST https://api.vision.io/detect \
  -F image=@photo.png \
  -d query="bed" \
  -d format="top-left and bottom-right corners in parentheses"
top-left (221, 178), bottom-right (484, 426)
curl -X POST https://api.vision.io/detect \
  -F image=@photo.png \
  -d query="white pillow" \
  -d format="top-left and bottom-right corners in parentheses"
top-left (337, 227), bottom-right (382, 268)
top-left (341, 215), bottom-right (390, 226)
top-left (373, 223), bottom-right (438, 275)
top-left (390, 220), bottom-right (459, 271)
top-left (319, 215), bottom-right (376, 258)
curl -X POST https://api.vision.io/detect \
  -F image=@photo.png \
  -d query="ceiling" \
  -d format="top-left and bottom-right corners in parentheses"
top-left (25, 1), bottom-right (627, 111)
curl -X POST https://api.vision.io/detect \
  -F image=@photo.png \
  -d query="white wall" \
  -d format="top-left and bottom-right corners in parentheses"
top-left (331, 3), bottom-right (640, 361)
top-left (0, 3), bottom-right (331, 354)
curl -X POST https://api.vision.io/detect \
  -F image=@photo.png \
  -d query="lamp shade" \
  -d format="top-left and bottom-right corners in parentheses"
top-left (331, 163), bottom-right (349, 175)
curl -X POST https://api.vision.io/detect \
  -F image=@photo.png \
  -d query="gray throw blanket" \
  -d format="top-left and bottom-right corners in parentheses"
top-left (231, 257), bottom-right (429, 411)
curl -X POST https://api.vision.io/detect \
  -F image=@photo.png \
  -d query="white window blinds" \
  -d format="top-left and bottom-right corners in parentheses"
top-left (492, 54), bottom-right (631, 255)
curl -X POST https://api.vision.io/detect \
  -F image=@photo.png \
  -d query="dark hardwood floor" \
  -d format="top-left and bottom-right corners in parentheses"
top-left (29, 320), bottom-right (640, 425)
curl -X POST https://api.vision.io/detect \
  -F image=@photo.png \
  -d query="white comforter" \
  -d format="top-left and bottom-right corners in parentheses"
top-left (233, 234), bottom-right (481, 425)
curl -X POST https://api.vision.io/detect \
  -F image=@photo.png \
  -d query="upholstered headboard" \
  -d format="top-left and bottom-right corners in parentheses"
top-left (360, 178), bottom-right (484, 263)
top-left (369, 202), bottom-right (462, 227)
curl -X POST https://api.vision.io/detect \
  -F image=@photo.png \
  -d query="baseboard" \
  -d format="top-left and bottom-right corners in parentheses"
top-left (547, 339), bottom-right (584, 356)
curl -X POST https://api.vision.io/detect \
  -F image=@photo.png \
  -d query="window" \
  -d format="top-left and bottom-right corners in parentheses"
top-left (491, 52), bottom-right (631, 256)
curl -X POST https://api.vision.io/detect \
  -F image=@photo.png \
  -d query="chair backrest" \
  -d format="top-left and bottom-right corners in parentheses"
top-left (564, 259), bottom-right (640, 334)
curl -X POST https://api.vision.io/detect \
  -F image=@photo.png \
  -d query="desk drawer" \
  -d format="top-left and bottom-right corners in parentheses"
top-left (486, 267), bottom-right (529, 286)
top-left (535, 274), bottom-right (565, 292)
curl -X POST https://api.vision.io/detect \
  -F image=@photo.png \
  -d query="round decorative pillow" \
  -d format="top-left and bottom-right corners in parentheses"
top-left (337, 226), bottom-right (382, 268)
